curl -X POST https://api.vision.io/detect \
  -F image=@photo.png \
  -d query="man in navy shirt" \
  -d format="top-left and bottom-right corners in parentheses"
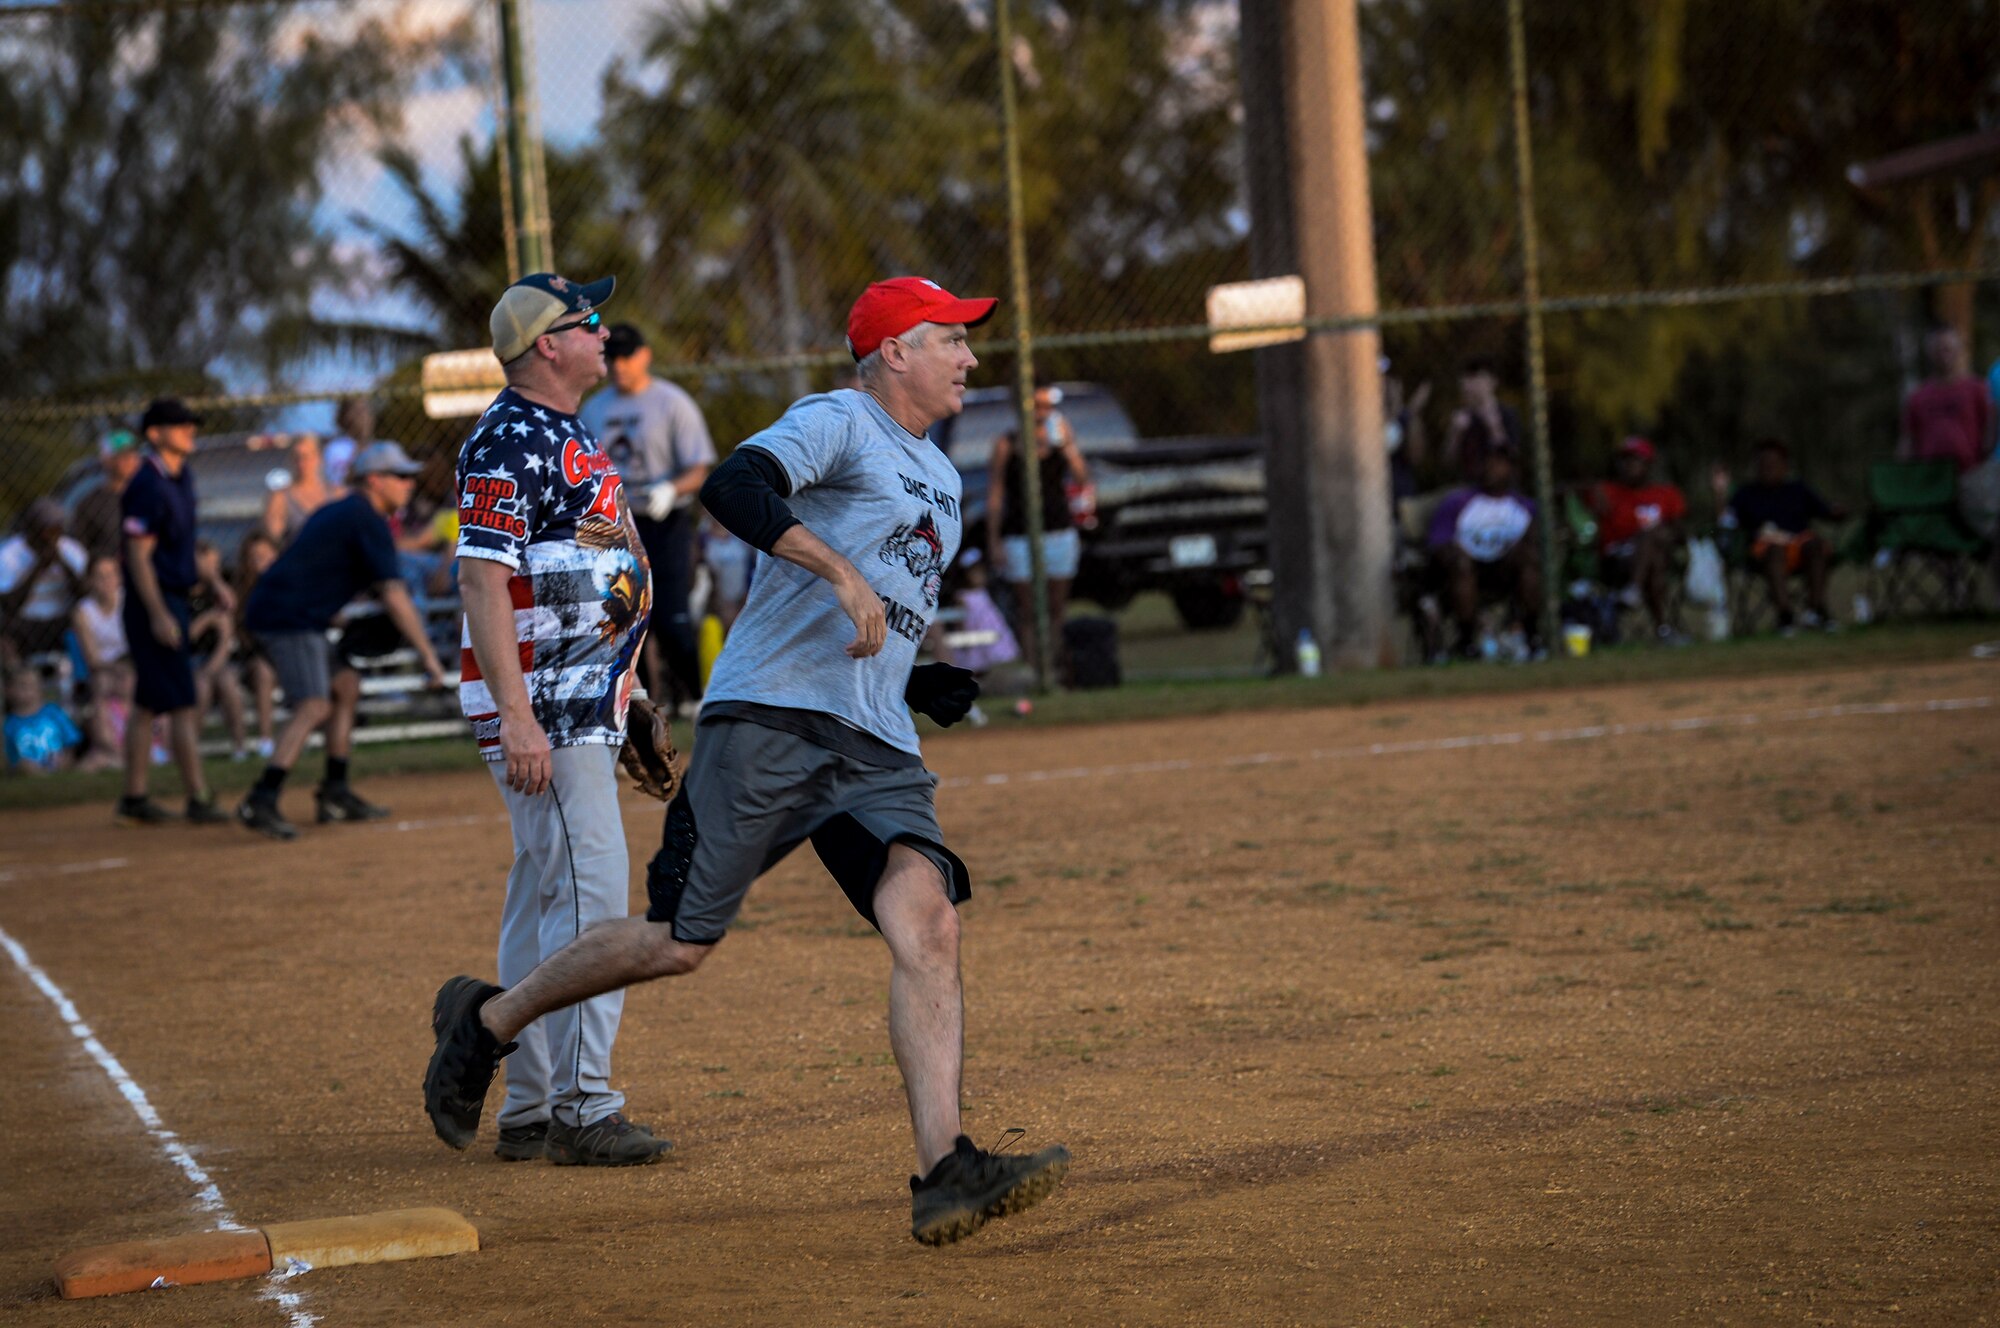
top-left (1714, 437), bottom-right (1847, 634)
top-left (118, 397), bottom-right (230, 827)
top-left (237, 443), bottom-right (449, 840)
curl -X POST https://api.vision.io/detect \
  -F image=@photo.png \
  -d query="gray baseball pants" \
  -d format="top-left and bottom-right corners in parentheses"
top-left (489, 742), bottom-right (629, 1130)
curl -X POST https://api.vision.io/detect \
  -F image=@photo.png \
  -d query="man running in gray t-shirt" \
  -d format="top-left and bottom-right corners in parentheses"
top-left (424, 278), bottom-right (1069, 1246)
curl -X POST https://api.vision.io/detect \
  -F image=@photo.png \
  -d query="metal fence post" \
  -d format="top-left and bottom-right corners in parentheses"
top-left (996, 0), bottom-right (1052, 692)
top-left (1507, 0), bottom-right (1562, 645)
top-left (497, 0), bottom-right (553, 276)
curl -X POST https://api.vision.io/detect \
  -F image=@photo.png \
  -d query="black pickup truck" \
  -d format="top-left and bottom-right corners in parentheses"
top-left (929, 383), bottom-right (1267, 629)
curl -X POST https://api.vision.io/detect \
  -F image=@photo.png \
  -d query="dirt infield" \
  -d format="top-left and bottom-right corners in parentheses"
top-left (3, 660), bottom-right (1996, 1326)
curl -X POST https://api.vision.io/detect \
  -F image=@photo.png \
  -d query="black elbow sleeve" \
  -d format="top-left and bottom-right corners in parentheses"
top-left (701, 446), bottom-right (800, 554)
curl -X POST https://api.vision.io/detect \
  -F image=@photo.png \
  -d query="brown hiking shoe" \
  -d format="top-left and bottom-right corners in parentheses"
top-left (544, 1112), bottom-right (672, 1167)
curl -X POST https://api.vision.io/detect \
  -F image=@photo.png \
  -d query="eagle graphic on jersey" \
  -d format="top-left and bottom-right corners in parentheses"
top-left (880, 510), bottom-right (947, 608)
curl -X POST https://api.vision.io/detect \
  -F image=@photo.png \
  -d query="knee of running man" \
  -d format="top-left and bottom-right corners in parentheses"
top-left (642, 920), bottom-right (714, 978)
top-left (881, 875), bottom-right (960, 965)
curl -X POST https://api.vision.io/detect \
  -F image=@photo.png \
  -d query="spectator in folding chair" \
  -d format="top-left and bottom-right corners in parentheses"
top-left (0, 498), bottom-right (89, 671)
top-left (1714, 438), bottom-right (1845, 635)
top-left (1585, 436), bottom-right (1689, 645)
top-left (1425, 444), bottom-right (1543, 661)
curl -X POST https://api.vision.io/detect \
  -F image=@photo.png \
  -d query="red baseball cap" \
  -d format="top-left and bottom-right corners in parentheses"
top-left (846, 278), bottom-right (998, 361)
top-left (1617, 435), bottom-right (1657, 462)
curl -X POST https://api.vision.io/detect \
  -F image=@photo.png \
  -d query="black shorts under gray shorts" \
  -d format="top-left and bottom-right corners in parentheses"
top-left (644, 717), bottom-right (970, 945)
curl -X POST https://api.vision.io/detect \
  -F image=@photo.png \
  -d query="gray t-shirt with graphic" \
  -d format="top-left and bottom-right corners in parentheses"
top-left (704, 389), bottom-right (963, 757)
top-left (579, 377), bottom-right (716, 488)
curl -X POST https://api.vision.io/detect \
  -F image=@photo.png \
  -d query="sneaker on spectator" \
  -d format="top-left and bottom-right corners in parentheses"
top-left (115, 795), bottom-right (179, 826)
top-left (317, 784), bottom-right (389, 823)
top-left (1799, 609), bottom-right (1839, 635)
top-left (544, 1112), bottom-right (672, 1167)
top-left (236, 794), bottom-right (298, 841)
top-left (185, 797), bottom-right (231, 826)
top-left (909, 1134), bottom-right (1070, 1246)
top-left (1654, 624), bottom-right (1692, 648)
top-left (254, 737), bottom-right (275, 760)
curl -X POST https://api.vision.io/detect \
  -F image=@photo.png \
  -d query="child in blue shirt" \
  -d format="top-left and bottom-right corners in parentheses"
top-left (4, 667), bottom-right (82, 774)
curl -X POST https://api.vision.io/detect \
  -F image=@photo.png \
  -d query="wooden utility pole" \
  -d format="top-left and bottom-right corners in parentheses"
top-left (1239, 0), bottom-right (1392, 671)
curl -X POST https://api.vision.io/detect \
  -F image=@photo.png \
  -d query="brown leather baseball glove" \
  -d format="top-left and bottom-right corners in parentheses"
top-left (618, 695), bottom-right (683, 801)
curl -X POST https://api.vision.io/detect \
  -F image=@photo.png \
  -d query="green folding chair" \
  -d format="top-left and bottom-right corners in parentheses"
top-left (1862, 461), bottom-right (1986, 618)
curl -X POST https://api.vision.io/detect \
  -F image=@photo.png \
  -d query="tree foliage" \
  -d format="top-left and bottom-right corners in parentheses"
top-left (1361, 0), bottom-right (2000, 486)
top-left (0, 5), bottom-right (474, 400)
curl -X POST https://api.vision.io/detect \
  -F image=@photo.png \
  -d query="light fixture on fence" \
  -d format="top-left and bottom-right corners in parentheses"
top-left (1205, 275), bottom-right (1306, 354)
top-left (420, 349), bottom-right (507, 419)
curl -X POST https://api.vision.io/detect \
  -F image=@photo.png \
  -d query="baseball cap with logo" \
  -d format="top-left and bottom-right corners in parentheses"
top-left (98, 428), bottom-right (139, 458)
top-left (490, 272), bottom-right (615, 364)
top-left (350, 441), bottom-right (424, 479)
top-left (846, 278), bottom-right (998, 362)
top-left (1617, 435), bottom-right (1658, 462)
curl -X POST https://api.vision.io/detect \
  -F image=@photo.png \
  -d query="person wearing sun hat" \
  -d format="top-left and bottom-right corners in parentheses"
top-left (422, 277), bottom-right (1074, 1245)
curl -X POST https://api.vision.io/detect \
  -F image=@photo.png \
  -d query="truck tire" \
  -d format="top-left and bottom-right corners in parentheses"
top-left (1171, 581), bottom-right (1246, 631)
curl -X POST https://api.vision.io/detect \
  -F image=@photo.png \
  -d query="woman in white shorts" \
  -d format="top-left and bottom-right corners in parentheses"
top-left (985, 386), bottom-right (1091, 671)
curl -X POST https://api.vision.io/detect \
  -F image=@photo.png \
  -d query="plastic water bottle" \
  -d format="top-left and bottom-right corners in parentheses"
top-left (1295, 628), bottom-right (1322, 678)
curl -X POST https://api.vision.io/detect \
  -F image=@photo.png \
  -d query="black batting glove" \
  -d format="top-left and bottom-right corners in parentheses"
top-left (905, 662), bottom-right (981, 727)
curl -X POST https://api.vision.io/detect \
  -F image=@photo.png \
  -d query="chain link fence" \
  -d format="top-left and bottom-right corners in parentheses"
top-left (4, 0), bottom-right (1996, 601)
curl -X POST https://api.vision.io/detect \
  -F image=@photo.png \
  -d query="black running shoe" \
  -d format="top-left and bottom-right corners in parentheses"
top-left (424, 976), bottom-right (514, 1150)
top-left (185, 797), bottom-right (232, 825)
top-left (495, 1121), bottom-right (549, 1162)
top-left (909, 1134), bottom-right (1070, 1245)
top-left (115, 796), bottom-right (179, 826)
top-left (317, 784), bottom-right (389, 823)
top-left (544, 1112), bottom-right (673, 1167)
top-left (236, 795), bottom-right (298, 841)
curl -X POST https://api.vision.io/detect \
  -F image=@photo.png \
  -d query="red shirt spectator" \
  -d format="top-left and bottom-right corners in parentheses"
top-left (1901, 328), bottom-right (1994, 473)
top-left (1595, 479), bottom-right (1687, 550)
top-left (1902, 377), bottom-right (1993, 473)
top-left (1590, 438), bottom-right (1686, 551)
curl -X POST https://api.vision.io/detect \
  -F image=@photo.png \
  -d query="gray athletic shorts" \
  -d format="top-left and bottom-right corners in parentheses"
top-left (260, 630), bottom-right (339, 704)
top-left (644, 717), bottom-right (970, 945)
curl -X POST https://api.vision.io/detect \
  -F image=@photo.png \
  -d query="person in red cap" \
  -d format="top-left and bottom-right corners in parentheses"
top-left (1586, 436), bottom-right (1689, 644)
top-left (423, 278), bottom-right (1072, 1246)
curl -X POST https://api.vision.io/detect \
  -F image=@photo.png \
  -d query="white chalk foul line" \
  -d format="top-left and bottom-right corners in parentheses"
top-left (0, 924), bottom-right (316, 1325)
top-left (0, 857), bottom-right (130, 887)
top-left (937, 695), bottom-right (1995, 790)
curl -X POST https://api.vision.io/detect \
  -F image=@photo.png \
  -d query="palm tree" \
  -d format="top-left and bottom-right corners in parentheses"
top-left (601, 0), bottom-right (966, 398)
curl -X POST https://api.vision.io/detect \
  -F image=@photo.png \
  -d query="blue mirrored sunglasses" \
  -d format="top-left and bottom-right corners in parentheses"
top-left (544, 311), bottom-right (603, 337)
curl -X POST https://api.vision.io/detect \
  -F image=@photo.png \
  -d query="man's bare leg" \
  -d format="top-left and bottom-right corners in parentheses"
top-left (481, 917), bottom-right (712, 1042)
top-left (874, 845), bottom-right (964, 1173)
top-left (168, 708), bottom-right (210, 802)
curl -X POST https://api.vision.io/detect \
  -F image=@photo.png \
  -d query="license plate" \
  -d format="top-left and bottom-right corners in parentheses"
top-left (1168, 533), bottom-right (1218, 568)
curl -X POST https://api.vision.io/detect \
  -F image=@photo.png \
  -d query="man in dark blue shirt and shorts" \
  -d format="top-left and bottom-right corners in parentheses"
top-left (423, 278), bottom-right (1071, 1245)
top-left (236, 443), bottom-right (450, 840)
top-left (117, 397), bottom-right (230, 827)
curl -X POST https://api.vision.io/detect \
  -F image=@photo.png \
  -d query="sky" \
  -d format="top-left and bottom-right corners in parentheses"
top-left (272, 0), bottom-right (658, 423)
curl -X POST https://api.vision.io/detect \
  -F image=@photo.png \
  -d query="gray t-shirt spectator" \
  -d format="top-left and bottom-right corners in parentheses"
top-left (579, 378), bottom-right (716, 489)
top-left (702, 390), bottom-right (964, 758)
